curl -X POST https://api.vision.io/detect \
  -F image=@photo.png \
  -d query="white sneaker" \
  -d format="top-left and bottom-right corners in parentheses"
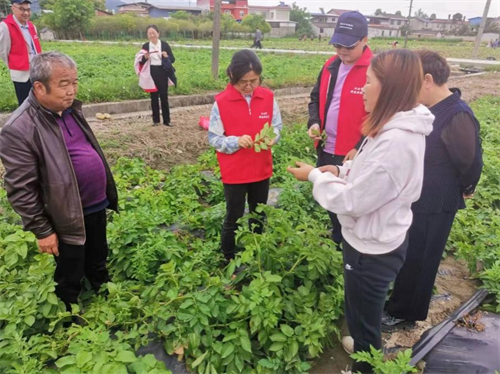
top-left (342, 336), bottom-right (354, 355)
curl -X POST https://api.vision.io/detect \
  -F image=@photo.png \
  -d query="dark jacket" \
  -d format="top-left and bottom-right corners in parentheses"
top-left (412, 89), bottom-right (483, 213)
top-left (141, 41), bottom-right (177, 86)
top-left (0, 92), bottom-right (118, 245)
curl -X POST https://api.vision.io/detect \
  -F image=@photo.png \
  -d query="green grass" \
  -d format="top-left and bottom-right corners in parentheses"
top-left (0, 41), bottom-right (328, 112)
top-left (173, 37), bottom-right (500, 60)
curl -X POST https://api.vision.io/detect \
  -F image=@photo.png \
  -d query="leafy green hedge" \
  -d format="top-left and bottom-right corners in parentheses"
top-left (448, 96), bottom-right (500, 311)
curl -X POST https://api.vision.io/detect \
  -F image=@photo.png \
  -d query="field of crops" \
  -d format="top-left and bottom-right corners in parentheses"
top-left (174, 37), bottom-right (500, 60)
top-left (0, 93), bottom-right (499, 373)
top-left (0, 41), bottom-right (327, 112)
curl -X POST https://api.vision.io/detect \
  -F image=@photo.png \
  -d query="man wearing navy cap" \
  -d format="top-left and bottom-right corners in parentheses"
top-left (307, 11), bottom-right (373, 248)
top-left (0, 0), bottom-right (42, 106)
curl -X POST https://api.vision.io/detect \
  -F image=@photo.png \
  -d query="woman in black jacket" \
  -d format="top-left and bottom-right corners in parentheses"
top-left (142, 25), bottom-right (175, 127)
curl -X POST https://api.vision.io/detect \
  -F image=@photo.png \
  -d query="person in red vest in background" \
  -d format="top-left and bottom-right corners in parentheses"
top-left (208, 49), bottom-right (282, 262)
top-left (0, 0), bottom-right (42, 106)
top-left (307, 11), bottom-right (373, 248)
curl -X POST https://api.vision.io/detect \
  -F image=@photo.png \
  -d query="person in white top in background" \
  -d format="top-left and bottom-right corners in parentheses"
top-left (288, 49), bottom-right (434, 374)
top-left (141, 24), bottom-right (175, 127)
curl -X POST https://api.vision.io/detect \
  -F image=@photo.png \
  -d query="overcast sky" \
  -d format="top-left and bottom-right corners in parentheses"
top-left (249, 0), bottom-right (500, 20)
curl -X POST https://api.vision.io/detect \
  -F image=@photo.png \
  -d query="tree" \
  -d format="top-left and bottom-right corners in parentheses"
top-left (290, 2), bottom-right (312, 36)
top-left (395, 10), bottom-right (402, 16)
top-left (430, 13), bottom-right (437, 20)
top-left (375, 8), bottom-right (385, 16)
top-left (452, 13), bottom-right (463, 21)
top-left (51, 0), bottom-right (94, 38)
top-left (171, 10), bottom-right (191, 20)
top-left (485, 18), bottom-right (499, 33)
top-left (241, 14), bottom-right (271, 34)
top-left (41, 0), bottom-right (104, 10)
top-left (0, 0), bottom-right (11, 16)
top-left (414, 9), bottom-right (429, 19)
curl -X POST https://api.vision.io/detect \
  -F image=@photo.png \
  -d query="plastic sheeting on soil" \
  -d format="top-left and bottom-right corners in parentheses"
top-left (411, 289), bottom-right (500, 374)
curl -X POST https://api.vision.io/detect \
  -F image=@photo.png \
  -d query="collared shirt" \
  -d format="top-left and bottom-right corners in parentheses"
top-left (208, 95), bottom-right (282, 154)
top-left (13, 15), bottom-right (37, 59)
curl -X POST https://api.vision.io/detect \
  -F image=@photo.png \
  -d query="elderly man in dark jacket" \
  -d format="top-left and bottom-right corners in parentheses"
top-left (0, 51), bottom-right (118, 310)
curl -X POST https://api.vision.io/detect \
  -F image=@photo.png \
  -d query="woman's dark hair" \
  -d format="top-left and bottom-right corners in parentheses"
top-left (362, 49), bottom-right (423, 137)
top-left (147, 24), bottom-right (160, 34)
top-left (416, 50), bottom-right (450, 86)
top-left (226, 49), bottom-right (263, 85)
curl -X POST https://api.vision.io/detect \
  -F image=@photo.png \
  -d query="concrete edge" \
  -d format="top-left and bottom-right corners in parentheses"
top-left (0, 86), bottom-right (312, 128)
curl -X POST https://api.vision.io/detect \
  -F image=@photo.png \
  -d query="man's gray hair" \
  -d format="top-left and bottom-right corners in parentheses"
top-left (30, 51), bottom-right (77, 87)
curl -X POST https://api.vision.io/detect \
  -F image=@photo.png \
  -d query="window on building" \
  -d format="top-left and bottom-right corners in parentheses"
top-left (397, 20), bottom-right (401, 25)
top-left (224, 10), bottom-right (231, 14)
top-left (390, 20), bottom-right (395, 25)
top-left (270, 11), bottom-right (274, 19)
top-left (320, 27), bottom-right (324, 33)
top-left (382, 30), bottom-right (385, 36)
top-left (240, 10), bottom-right (244, 17)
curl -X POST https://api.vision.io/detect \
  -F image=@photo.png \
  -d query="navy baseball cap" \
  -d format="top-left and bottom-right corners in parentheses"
top-left (11, 0), bottom-right (31, 4)
top-left (330, 11), bottom-right (368, 47)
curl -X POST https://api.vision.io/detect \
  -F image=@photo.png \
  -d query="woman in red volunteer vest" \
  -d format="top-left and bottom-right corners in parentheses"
top-left (208, 50), bottom-right (282, 261)
top-left (308, 11), bottom-right (372, 247)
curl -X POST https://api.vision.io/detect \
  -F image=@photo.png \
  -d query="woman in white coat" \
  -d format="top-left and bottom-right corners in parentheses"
top-left (288, 49), bottom-right (434, 373)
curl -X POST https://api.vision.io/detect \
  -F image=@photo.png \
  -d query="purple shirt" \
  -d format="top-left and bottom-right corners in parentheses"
top-left (56, 110), bottom-right (107, 210)
top-left (324, 62), bottom-right (354, 154)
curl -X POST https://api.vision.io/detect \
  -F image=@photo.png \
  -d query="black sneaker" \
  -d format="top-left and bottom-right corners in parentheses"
top-left (153, 123), bottom-right (160, 127)
top-left (381, 311), bottom-right (416, 333)
top-left (164, 122), bottom-right (174, 127)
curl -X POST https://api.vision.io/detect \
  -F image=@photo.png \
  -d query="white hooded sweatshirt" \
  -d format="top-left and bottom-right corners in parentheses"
top-left (308, 104), bottom-right (434, 255)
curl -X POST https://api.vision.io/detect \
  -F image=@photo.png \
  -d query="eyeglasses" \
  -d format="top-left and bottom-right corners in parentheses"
top-left (332, 39), bottom-right (362, 50)
top-left (13, 6), bottom-right (32, 13)
top-left (237, 78), bottom-right (260, 87)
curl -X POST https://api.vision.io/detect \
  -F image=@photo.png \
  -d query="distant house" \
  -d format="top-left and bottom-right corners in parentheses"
top-left (95, 9), bottom-right (113, 17)
top-left (40, 27), bottom-right (56, 41)
top-left (365, 14), bottom-right (408, 38)
top-left (410, 17), bottom-right (470, 35)
top-left (197, 0), bottom-right (249, 21)
top-left (310, 11), bottom-right (336, 37)
top-left (117, 2), bottom-right (203, 18)
top-left (310, 9), bottom-right (353, 37)
top-left (248, 2), bottom-right (296, 37)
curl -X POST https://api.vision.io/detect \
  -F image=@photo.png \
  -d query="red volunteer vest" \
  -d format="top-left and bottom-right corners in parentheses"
top-left (216, 84), bottom-right (274, 184)
top-left (3, 14), bottom-right (42, 71)
top-left (318, 47), bottom-right (372, 155)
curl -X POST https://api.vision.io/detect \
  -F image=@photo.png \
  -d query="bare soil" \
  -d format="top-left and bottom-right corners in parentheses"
top-left (86, 72), bottom-right (499, 172)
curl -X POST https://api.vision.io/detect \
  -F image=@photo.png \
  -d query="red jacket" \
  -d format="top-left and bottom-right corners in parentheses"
top-left (317, 47), bottom-right (372, 155)
top-left (3, 14), bottom-right (41, 71)
top-left (216, 84), bottom-right (274, 184)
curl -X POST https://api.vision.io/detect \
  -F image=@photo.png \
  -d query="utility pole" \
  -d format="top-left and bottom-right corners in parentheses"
top-left (212, 0), bottom-right (221, 79)
top-left (472, 0), bottom-right (492, 59)
top-left (404, 0), bottom-right (414, 48)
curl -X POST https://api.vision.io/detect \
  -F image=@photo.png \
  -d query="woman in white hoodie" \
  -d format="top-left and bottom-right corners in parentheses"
top-left (288, 49), bottom-right (434, 373)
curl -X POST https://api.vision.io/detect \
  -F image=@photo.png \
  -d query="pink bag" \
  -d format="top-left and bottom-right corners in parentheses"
top-left (198, 116), bottom-right (209, 131)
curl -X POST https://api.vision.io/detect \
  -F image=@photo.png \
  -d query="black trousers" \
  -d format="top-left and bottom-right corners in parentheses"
top-left (316, 146), bottom-right (344, 244)
top-left (343, 236), bottom-right (408, 374)
top-left (13, 79), bottom-right (32, 106)
top-left (386, 211), bottom-right (456, 321)
top-left (54, 209), bottom-right (110, 310)
top-left (150, 65), bottom-right (170, 124)
top-left (221, 179), bottom-right (270, 260)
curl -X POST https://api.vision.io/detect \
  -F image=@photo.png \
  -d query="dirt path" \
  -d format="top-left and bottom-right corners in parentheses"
top-left (86, 72), bottom-right (499, 173)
